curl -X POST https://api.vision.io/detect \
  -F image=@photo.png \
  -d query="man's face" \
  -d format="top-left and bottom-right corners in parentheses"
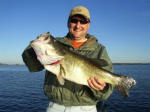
top-left (68, 15), bottom-right (90, 41)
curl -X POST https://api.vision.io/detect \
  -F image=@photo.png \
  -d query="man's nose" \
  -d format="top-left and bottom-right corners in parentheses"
top-left (76, 21), bottom-right (81, 28)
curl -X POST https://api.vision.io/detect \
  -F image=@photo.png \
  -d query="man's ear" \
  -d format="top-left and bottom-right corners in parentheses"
top-left (87, 22), bottom-right (90, 30)
top-left (67, 19), bottom-right (71, 28)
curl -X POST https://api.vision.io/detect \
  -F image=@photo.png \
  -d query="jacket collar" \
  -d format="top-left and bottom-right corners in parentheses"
top-left (55, 33), bottom-right (99, 51)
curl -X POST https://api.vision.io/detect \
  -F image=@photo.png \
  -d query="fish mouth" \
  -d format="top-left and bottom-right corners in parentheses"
top-left (31, 46), bottom-right (44, 57)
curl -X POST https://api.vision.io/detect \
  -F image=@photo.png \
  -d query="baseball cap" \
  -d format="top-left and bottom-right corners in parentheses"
top-left (69, 6), bottom-right (90, 20)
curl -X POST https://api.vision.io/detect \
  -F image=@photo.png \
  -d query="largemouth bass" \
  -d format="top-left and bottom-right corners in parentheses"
top-left (30, 32), bottom-right (136, 97)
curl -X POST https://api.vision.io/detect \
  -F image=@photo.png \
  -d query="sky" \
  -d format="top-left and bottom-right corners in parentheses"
top-left (0, 0), bottom-right (150, 64)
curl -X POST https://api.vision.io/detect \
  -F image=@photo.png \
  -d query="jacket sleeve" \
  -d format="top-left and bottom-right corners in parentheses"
top-left (90, 45), bottom-right (114, 101)
top-left (98, 45), bottom-right (113, 72)
top-left (22, 45), bottom-right (44, 72)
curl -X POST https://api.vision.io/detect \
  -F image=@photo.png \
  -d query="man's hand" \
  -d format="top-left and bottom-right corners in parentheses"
top-left (87, 77), bottom-right (106, 90)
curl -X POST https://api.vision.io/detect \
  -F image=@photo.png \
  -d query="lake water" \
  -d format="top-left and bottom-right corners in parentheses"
top-left (0, 65), bottom-right (150, 112)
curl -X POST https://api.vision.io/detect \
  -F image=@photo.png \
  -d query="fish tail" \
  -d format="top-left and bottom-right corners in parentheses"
top-left (115, 76), bottom-right (136, 97)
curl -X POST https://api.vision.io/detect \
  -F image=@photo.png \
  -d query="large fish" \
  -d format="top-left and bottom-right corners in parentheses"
top-left (30, 32), bottom-right (136, 97)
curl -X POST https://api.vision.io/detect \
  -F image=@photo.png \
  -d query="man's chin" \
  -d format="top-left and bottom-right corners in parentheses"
top-left (70, 32), bottom-right (85, 39)
top-left (73, 33), bottom-right (83, 38)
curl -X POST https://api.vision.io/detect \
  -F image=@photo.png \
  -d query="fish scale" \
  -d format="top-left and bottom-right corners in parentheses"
top-left (31, 32), bottom-right (136, 98)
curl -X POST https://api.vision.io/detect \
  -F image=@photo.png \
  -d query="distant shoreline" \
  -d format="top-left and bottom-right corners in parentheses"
top-left (0, 63), bottom-right (24, 66)
top-left (0, 63), bottom-right (150, 66)
top-left (113, 63), bottom-right (150, 65)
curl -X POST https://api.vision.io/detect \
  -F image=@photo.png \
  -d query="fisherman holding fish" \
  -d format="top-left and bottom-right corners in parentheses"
top-left (22, 6), bottom-right (135, 112)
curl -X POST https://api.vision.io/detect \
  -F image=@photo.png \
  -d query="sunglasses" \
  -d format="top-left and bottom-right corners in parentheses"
top-left (70, 19), bottom-right (89, 24)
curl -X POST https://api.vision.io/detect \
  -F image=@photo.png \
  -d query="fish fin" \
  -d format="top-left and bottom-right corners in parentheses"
top-left (56, 64), bottom-right (66, 85)
top-left (57, 74), bottom-right (65, 85)
top-left (115, 76), bottom-right (136, 97)
top-left (68, 51), bottom-right (108, 67)
top-left (88, 58), bottom-right (109, 67)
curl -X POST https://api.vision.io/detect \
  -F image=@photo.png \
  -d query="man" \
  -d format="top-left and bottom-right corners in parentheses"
top-left (22, 6), bottom-right (114, 112)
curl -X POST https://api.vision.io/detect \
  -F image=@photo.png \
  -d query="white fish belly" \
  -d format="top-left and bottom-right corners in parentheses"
top-left (64, 65), bottom-right (89, 86)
